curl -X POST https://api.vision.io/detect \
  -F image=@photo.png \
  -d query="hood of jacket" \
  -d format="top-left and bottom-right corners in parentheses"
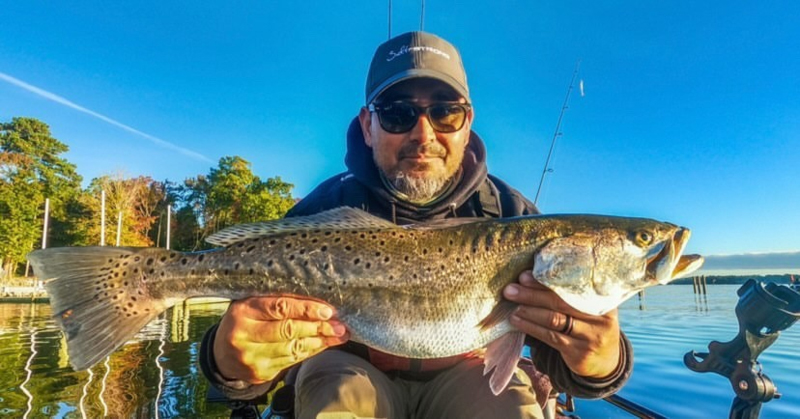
top-left (343, 117), bottom-right (489, 220)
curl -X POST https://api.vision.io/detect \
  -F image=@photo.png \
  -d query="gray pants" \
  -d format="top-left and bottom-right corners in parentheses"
top-left (293, 350), bottom-right (544, 419)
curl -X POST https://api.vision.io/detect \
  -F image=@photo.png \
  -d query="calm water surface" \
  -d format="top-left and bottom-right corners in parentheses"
top-left (1, 285), bottom-right (799, 418)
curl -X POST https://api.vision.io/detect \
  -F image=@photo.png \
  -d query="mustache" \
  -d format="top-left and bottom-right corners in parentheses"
top-left (399, 144), bottom-right (446, 159)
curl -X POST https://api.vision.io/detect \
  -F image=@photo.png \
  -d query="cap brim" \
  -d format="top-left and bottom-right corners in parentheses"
top-left (366, 69), bottom-right (470, 104)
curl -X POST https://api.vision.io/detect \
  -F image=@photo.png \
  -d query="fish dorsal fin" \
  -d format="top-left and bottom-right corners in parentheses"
top-left (405, 217), bottom-right (484, 230)
top-left (206, 207), bottom-right (397, 247)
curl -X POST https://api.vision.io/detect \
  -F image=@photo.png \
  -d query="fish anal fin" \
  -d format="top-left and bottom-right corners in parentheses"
top-left (478, 301), bottom-right (517, 332)
top-left (483, 331), bottom-right (525, 395)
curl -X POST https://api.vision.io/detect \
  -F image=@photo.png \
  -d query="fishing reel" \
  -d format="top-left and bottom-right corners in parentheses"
top-left (684, 279), bottom-right (800, 419)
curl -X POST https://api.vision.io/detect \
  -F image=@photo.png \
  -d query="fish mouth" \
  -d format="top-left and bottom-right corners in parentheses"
top-left (646, 227), bottom-right (704, 284)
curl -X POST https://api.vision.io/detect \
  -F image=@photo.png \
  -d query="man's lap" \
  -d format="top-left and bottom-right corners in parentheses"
top-left (294, 350), bottom-right (543, 419)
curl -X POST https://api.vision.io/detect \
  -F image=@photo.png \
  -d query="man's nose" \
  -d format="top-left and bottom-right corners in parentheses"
top-left (409, 112), bottom-right (436, 143)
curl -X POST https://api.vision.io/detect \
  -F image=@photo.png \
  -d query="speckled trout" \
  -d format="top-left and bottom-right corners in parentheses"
top-left (27, 207), bottom-right (703, 395)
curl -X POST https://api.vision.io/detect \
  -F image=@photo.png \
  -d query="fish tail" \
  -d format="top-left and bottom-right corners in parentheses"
top-left (27, 246), bottom-right (174, 370)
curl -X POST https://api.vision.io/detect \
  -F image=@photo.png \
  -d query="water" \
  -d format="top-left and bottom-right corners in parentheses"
top-left (0, 301), bottom-right (232, 418)
top-left (576, 284), bottom-right (800, 418)
top-left (1, 285), bottom-right (799, 418)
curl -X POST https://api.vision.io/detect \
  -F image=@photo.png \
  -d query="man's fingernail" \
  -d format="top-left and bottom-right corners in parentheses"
top-left (333, 324), bottom-right (346, 336)
top-left (520, 273), bottom-right (535, 285)
top-left (505, 285), bottom-right (519, 297)
top-left (318, 306), bottom-right (333, 319)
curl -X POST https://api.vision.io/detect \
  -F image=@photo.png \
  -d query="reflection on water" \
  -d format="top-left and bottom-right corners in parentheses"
top-left (0, 300), bottom-right (231, 418)
top-left (1, 286), bottom-right (799, 418)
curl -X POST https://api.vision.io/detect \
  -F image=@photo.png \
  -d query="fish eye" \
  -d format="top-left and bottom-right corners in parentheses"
top-left (635, 230), bottom-right (654, 246)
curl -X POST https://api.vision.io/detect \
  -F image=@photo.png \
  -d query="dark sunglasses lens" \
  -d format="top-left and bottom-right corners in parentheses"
top-left (428, 104), bottom-right (466, 133)
top-left (378, 103), bottom-right (418, 133)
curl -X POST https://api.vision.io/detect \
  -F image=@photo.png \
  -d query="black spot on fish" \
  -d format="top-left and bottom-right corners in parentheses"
top-left (267, 260), bottom-right (274, 267)
top-left (198, 254), bottom-right (205, 262)
top-left (286, 243), bottom-right (292, 249)
top-left (321, 246), bottom-right (328, 252)
top-left (345, 245), bottom-right (353, 251)
top-left (246, 245), bottom-right (256, 253)
top-left (146, 258), bottom-right (154, 266)
top-left (160, 256), bottom-right (167, 262)
top-left (269, 239), bottom-right (277, 245)
top-left (353, 258), bottom-right (360, 265)
top-left (181, 258), bottom-right (188, 265)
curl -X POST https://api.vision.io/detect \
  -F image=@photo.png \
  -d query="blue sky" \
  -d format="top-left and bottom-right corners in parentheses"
top-left (1, 1), bottom-right (798, 256)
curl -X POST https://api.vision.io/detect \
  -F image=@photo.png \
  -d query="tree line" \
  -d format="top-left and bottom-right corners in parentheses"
top-left (0, 117), bottom-right (296, 282)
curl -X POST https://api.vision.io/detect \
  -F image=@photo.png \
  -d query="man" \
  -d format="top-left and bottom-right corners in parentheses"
top-left (200, 31), bottom-right (632, 418)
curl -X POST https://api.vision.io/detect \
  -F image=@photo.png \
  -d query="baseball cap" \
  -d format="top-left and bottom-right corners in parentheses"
top-left (365, 31), bottom-right (470, 105)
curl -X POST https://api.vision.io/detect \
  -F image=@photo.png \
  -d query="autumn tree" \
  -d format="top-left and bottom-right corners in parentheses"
top-left (0, 117), bottom-right (82, 280)
top-left (68, 174), bottom-right (168, 247)
top-left (180, 156), bottom-right (295, 248)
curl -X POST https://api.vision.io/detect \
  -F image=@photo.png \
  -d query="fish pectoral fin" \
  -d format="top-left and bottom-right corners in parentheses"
top-left (477, 301), bottom-right (517, 331)
top-left (483, 331), bottom-right (525, 396)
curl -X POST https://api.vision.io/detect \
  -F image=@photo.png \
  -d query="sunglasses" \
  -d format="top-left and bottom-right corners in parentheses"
top-left (368, 101), bottom-right (472, 134)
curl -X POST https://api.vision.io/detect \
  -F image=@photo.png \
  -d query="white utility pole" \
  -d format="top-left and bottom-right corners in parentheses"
top-left (166, 204), bottom-right (171, 250)
top-left (116, 211), bottom-right (122, 246)
top-left (100, 190), bottom-right (106, 246)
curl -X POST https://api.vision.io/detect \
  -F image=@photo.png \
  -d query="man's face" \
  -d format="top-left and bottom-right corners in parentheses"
top-left (359, 78), bottom-right (473, 202)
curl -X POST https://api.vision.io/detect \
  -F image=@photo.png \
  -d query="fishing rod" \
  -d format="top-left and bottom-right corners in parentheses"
top-left (533, 60), bottom-right (581, 208)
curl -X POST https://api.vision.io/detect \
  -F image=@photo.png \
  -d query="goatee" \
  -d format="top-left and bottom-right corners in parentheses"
top-left (390, 171), bottom-right (452, 204)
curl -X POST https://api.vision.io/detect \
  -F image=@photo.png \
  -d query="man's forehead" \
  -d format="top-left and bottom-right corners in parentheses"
top-left (377, 78), bottom-right (463, 102)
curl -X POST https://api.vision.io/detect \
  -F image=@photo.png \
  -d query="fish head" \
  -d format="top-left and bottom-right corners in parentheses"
top-left (532, 216), bottom-right (704, 315)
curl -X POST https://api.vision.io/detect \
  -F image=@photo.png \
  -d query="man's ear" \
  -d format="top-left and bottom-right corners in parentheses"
top-left (359, 107), bottom-right (374, 147)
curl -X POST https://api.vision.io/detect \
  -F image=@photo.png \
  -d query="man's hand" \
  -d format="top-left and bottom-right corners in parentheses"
top-left (213, 296), bottom-right (350, 384)
top-left (503, 271), bottom-right (621, 379)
